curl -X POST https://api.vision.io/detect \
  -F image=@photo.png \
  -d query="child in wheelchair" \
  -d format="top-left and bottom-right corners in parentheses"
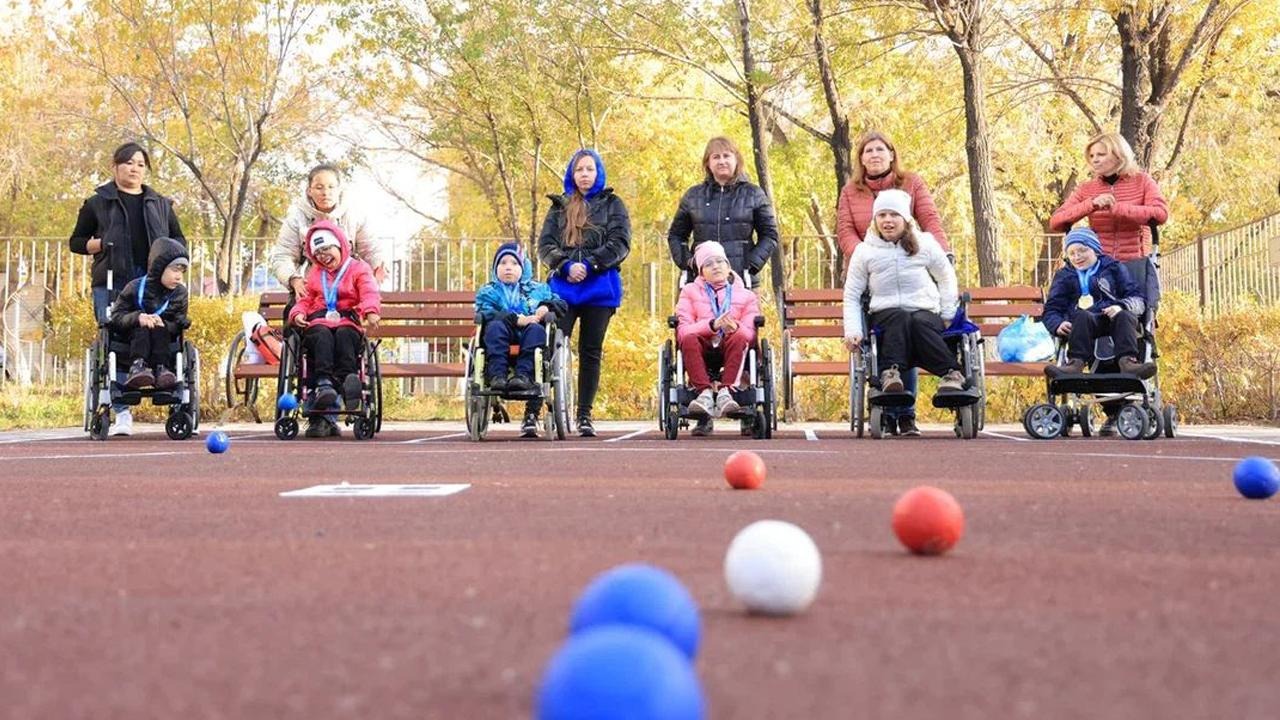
top-left (474, 242), bottom-right (565, 437)
top-left (1042, 228), bottom-right (1155, 380)
top-left (287, 221), bottom-right (381, 438)
top-left (109, 237), bottom-right (191, 391)
top-left (675, 241), bottom-right (761, 435)
top-left (842, 189), bottom-right (969, 402)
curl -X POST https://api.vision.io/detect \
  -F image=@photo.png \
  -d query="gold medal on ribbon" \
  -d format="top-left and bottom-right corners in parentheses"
top-left (1077, 294), bottom-right (1094, 310)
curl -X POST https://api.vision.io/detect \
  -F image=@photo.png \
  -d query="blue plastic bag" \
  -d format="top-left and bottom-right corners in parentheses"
top-left (997, 315), bottom-right (1055, 362)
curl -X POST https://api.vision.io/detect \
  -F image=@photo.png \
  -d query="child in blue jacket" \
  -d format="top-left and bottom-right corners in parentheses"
top-left (475, 242), bottom-right (564, 436)
top-left (1043, 228), bottom-right (1155, 378)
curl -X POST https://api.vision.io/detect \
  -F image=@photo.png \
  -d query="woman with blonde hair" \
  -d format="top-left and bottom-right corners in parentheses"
top-left (537, 149), bottom-right (632, 437)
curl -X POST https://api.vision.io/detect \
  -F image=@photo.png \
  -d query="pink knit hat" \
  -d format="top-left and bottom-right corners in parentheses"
top-left (693, 241), bottom-right (728, 269)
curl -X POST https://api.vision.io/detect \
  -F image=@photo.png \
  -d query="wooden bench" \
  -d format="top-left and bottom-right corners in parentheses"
top-left (780, 285), bottom-right (1048, 414)
top-left (223, 290), bottom-right (476, 421)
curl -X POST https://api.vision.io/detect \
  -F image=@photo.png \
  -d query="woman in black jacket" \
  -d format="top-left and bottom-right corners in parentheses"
top-left (68, 142), bottom-right (186, 436)
top-left (537, 149), bottom-right (631, 437)
top-left (666, 136), bottom-right (779, 283)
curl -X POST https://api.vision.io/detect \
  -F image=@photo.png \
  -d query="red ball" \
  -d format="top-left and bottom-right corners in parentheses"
top-left (892, 486), bottom-right (964, 555)
top-left (724, 451), bottom-right (766, 490)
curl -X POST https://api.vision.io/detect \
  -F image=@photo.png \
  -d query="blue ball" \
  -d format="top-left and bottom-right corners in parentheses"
top-left (569, 564), bottom-right (701, 660)
top-left (277, 393), bottom-right (299, 411)
top-left (537, 626), bottom-right (705, 720)
top-left (205, 431), bottom-right (230, 454)
top-left (1233, 456), bottom-right (1280, 499)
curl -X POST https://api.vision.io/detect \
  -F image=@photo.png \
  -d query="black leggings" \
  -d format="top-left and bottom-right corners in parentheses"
top-left (303, 324), bottom-right (362, 386)
top-left (129, 325), bottom-right (175, 369)
top-left (560, 305), bottom-right (615, 417)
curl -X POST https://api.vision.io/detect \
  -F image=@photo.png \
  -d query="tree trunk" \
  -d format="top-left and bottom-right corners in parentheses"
top-left (957, 51), bottom-right (1003, 286)
top-left (806, 0), bottom-right (853, 197)
top-left (1115, 10), bottom-right (1160, 167)
top-left (528, 136), bottom-right (542, 265)
top-left (736, 0), bottom-right (784, 300)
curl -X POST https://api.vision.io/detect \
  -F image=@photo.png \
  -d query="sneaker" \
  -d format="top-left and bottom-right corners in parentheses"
top-left (897, 416), bottom-right (921, 437)
top-left (487, 374), bottom-right (508, 392)
top-left (154, 365), bottom-right (177, 390)
top-left (690, 417), bottom-right (714, 437)
top-left (110, 409), bottom-right (134, 436)
top-left (1046, 358), bottom-right (1085, 377)
top-left (879, 366), bottom-right (904, 393)
top-left (507, 375), bottom-right (536, 393)
top-left (687, 388), bottom-right (714, 418)
top-left (715, 388), bottom-right (741, 417)
top-left (125, 359), bottom-right (155, 389)
top-left (521, 413), bottom-right (539, 438)
top-left (342, 373), bottom-right (363, 410)
top-left (577, 414), bottom-right (596, 438)
top-left (882, 415), bottom-right (899, 436)
top-left (1099, 415), bottom-right (1117, 437)
top-left (326, 418), bottom-right (342, 437)
top-left (304, 418), bottom-right (329, 438)
top-left (938, 369), bottom-right (966, 392)
top-left (314, 381), bottom-right (339, 411)
top-left (1118, 357), bottom-right (1157, 379)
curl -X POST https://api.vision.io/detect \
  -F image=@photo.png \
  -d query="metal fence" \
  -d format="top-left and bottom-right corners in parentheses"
top-left (1162, 213), bottom-right (1280, 316)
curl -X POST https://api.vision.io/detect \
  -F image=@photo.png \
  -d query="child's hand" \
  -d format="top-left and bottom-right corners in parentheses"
top-left (1103, 306), bottom-right (1121, 319)
top-left (516, 314), bottom-right (535, 327)
top-left (291, 314), bottom-right (309, 328)
top-left (843, 334), bottom-right (862, 352)
top-left (535, 306), bottom-right (549, 322)
top-left (364, 312), bottom-right (381, 328)
top-left (720, 316), bottom-right (739, 334)
top-left (1056, 321), bottom-right (1072, 336)
top-left (139, 314), bottom-right (160, 329)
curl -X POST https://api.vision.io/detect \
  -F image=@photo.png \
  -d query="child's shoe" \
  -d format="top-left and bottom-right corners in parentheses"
top-left (521, 412), bottom-right (539, 438)
top-left (125, 359), bottom-right (155, 389)
top-left (314, 380), bottom-right (339, 410)
top-left (342, 373), bottom-right (363, 410)
top-left (937, 369), bottom-right (967, 392)
top-left (687, 388), bottom-right (714, 417)
top-left (154, 365), bottom-right (177, 390)
top-left (486, 374), bottom-right (508, 392)
top-left (507, 375), bottom-right (535, 393)
top-left (879, 366), bottom-right (904, 393)
top-left (1046, 358), bottom-right (1085, 377)
top-left (715, 387), bottom-right (740, 417)
top-left (1118, 356), bottom-right (1156, 379)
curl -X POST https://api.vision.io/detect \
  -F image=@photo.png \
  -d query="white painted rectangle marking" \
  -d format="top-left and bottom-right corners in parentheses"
top-left (279, 483), bottom-right (471, 498)
top-left (605, 429), bottom-right (648, 443)
top-left (804, 430), bottom-right (818, 441)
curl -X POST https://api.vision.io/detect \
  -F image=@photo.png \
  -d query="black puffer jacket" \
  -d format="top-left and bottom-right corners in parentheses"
top-left (108, 237), bottom-right (191, 336)
top-left (666, 175), bottom-right (779, 278)
top-left (69, 182), bottom-right (186, 288)
top-left (537, 189), bottom-right (632, 274)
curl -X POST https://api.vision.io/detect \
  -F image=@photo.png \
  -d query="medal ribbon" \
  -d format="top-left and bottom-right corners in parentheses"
top-left (321, 258), bottom-right (353, 315)
top-left (136, 276), bottom-right (171, 316)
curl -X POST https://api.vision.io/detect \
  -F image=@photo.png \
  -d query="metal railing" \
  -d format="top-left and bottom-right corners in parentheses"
top-left (1162, 213), bottom-right (1280, 316)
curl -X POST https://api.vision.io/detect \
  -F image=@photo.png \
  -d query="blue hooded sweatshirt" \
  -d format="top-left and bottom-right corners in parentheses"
top-left (475, 242), bottom-right (560, 323)
top-left (563, 149), bottom-right (606, 199)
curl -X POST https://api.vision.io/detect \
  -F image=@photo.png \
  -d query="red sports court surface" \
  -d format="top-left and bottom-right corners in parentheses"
top-left (2, 422), bottom-right (1279, 720)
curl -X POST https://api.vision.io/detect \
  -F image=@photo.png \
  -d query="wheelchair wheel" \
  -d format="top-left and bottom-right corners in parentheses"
top-left (369, 344), bottom-right (383, 434)
top-left (851, 356), bottom-right (866, 437)
top-left (1162, 404), bottom-right (1178, 438)
top-left (1142, 406), bottom-right (1162, 440)
top-left (550, 331), bottom-right (569, 440)
top-left (758, 340), bottom-right (775, 439)
top-left (83, 345), bottom-right (97, 432)
top-left (868, 405), bottom-right (883, 440)
top-left (657, 341), bottom-right (673, 433)
top-left (353, 417), bottom-right (375, 441)
top-left (274, 416), bottom-right (299, 440)
top-left (1057, 404), bottom-right (1075, 437)
top-left (1023, 403), bottom-right (1065, 440)
top-left (664, 406), bottom-right (679, 440)
top-left (955, 404), bottom-right (978, 440)
top-left (1115, 404), bottom-right (1149, 441)
top-left (89, 406), bottom-right (110, 441)
top-left (185, 341), bottom-right (201, 433)
top-left (1077, 405), bottom-right (1094, 437)
top-left (165, 411), bottom-right (194, 441)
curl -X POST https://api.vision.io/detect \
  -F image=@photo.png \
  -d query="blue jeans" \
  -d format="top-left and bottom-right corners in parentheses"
top-left (884, 367), bottom-right (917, 420)
top-left (92, 287), bottom-right (127, 414)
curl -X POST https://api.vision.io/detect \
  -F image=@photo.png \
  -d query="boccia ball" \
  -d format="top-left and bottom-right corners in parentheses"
top-left (724, 450), bottom-right (766, 490)
top-left (723, 520), bottom-right (822, 616)
top-left (537, 626), bottom-right (706, 720)
top-left (569, 564), bottom-right (701, 660)
top-left (1233, 456), bottom-right (1280, 500)
top-left (277, 393), bottom-right (299, 411)
top-left (205, 431), bottom-right (230, 454)
top-left (892, 486), bottom-right (964, 555)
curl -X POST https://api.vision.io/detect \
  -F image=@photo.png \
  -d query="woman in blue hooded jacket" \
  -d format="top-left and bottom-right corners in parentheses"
top-left (537, 149), bottom-right (632, 437)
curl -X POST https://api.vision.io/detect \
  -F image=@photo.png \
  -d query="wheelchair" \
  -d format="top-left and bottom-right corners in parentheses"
top-left (1022, 256), bottom-right (1175, 441)
top-left (849, 296), bottom-right (983, 440)
top-left (272, 327), bottom-right (383, 441)
top-left (463, 313), bottom-right (571, 441)
top-left (83, 317), bottom-right (201, 441)
top-left (657, 314), bottom-right (777, 440)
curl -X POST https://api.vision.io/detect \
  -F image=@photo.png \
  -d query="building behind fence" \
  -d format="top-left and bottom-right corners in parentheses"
top-left (3, 214), bottom-right (1277, 389)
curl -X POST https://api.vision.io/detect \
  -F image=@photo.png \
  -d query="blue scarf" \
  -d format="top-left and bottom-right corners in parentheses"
top-left (1075, 262), bottom-right (1100, 297)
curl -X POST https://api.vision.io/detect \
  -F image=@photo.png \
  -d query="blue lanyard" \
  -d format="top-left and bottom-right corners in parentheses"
top-left (500, 282), bottom-right (525, 313)
top-left (1075, 263), bottom-right (1100, 296)
top-left (703, 282), bottom-right (733, 326)
top-left (321, 258), bottom-right (352, 312)
top-left (136, 276), bottom-right (171, 316)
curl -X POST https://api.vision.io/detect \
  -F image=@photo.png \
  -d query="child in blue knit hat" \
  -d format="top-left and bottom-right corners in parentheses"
top-left (1042, 227), bottom-right (1155, 378)
top-left (474, 242), bottom-right (564, 437)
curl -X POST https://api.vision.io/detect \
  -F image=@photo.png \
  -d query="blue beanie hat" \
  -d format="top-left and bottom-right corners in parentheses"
top-left (493, 242), bottom-right (524, 273)
top-left (1064, 227), bottom-right (1103, 255)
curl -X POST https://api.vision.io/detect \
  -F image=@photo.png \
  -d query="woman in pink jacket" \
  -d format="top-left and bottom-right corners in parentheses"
top-left (1050, 131), bottom-right (1168, 262)
top-left (676, 241), bottom-right (761, 433)
top-left (288, 220), bottom-right (382, 438)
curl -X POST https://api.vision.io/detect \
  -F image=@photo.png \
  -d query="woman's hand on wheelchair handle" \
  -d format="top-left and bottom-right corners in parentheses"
top-left (290, 277), bottom-right (308, 299)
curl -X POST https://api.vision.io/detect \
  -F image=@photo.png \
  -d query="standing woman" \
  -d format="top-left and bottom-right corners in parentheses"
top-left (538, 149), bottom-right (632, 437)
top-left (667, 136), bottom-right (779, 282)
top-left (835, 130), bottom-right (951, 437)
top-left (69, 141), bottom-right (187, 436)
top-left (270, 163), bottom-right (385, 297)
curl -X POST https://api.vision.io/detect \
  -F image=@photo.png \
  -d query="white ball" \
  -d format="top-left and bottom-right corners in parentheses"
top-left (723, 520), bottom-right (822, 616)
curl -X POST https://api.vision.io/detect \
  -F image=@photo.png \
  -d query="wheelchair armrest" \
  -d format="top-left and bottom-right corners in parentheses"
top-left (754, 316), bottom-right (765, 328)
top-left (667, 315), bottom-right (678, 329)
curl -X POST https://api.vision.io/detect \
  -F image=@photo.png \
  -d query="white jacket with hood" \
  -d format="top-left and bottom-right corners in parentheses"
top-left (841, 226), bottom-right (958, 338)
top-left (270, 191), bottom-right (382, 287)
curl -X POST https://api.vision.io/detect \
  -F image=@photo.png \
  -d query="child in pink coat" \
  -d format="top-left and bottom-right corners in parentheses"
top-left (288, 220), bottom-right (382, 437)
top-left (676, 241), bottom-right (761, 426)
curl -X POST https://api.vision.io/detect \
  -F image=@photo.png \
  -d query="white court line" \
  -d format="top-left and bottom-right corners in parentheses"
top-left (1177, 431), bottom-right (1280, 447)
top-left (398, 432), bottom-right (469, 444)
top-left (0, 451), bottom-right (190, 462)
top-left (1002, 450), bottom-right (1262, 463)
top-left (981, 429), bottom-right (1031, 442)
top-left (605, 429), bottom-right (649, 443)
top-left (407, 446), bottom-right (837, 455)
top-left (227, 432), bottom-right (274, 440)
top-left (804, 429), bottom-right (818, 441)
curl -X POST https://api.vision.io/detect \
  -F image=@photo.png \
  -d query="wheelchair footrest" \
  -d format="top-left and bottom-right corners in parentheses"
top-left (869, 390), bottom-right (915, 408)
top-left (1048, 373), bottom-right (1149, 396)
top-left (931, 387), bottom-right (981, 409)
top-left (116, 391), bottom-right (143, 406)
